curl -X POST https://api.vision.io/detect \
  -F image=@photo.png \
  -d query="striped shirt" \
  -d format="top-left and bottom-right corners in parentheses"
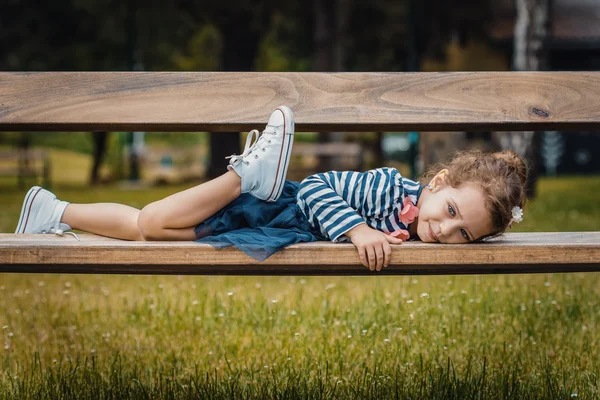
top-left (296, 168), bottom-right (423, 242)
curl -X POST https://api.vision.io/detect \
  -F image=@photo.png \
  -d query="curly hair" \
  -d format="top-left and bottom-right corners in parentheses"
top-left (421, 150), bottom-right (528, 239)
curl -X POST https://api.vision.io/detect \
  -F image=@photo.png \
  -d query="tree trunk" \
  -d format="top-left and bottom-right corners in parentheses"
top-left (207, 19), bottom-right (261, 180)
top-left (90, 131), bottom-right (109, 185)
top-left (313, 0), bottom-right (350, 172)
top-left (496, 0), bottom-right (551, 198)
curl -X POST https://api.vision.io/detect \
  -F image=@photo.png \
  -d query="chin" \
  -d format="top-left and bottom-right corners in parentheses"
top-left (419, 233), bottom-right (435, 243)
top-left (415, 224), bottom-right (430, 242)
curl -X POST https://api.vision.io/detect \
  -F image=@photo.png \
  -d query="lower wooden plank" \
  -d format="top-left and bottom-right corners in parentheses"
top-left (0, 232), bottom-right (599, 275)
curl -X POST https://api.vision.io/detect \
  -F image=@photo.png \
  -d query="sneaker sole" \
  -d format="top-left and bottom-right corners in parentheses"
top-left (267, 106), bottom-right (294, 202)
top-left (15, 186), bottom-right (42, 234)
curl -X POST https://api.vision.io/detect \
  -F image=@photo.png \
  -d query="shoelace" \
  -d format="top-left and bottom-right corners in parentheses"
top-left (225, 128), bottom-right (277, 165)
top-left (49, 227), bottom-right (80, 241)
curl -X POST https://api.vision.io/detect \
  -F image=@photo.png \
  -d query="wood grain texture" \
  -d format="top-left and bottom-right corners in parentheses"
top-left (1, 72), bottom-right (600, 132)
top-left (0, 232), bottom-right (598, 275)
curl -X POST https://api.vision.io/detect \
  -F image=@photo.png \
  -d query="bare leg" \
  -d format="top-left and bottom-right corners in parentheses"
top-left (62, 202), bottom-right (143, 240)
top-left (137, 170), bottom-right (241, 240)
top-left (62, 170), bottom-right (242, 241)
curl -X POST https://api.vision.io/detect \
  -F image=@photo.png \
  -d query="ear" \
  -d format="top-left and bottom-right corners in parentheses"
top-left (428, 169), bottom-right (449, 192)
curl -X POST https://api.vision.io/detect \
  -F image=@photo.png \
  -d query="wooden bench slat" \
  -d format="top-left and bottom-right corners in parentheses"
top-left (1, 232), bottom-right (598, 275)
top-left (2, 72), bottom-right (600, 132)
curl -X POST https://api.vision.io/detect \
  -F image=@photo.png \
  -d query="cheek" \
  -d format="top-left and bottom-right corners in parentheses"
top-left (418, 201), bottom-right (439, 220)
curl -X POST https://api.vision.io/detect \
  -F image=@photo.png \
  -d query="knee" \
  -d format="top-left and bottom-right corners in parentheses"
top-left (137, 203), bottom-right (166, 241)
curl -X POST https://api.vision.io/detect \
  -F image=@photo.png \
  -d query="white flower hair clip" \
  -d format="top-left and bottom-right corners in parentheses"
top-left (510, 206), bottom-right (524, 224)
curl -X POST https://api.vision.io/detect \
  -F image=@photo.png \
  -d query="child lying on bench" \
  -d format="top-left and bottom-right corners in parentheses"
top-left (15, 106), bottom-right (527, 271)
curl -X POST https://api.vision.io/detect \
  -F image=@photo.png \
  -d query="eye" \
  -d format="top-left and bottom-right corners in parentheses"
top-left (448, 204), bottom-right (455, 217)
top-left (461, 229), bottom-right (469, 240)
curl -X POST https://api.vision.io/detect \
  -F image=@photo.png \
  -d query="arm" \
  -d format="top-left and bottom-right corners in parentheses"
top-left (297, 170), bottom-right (404, 271)
top-left (297, 170), bottom-right (366, 242)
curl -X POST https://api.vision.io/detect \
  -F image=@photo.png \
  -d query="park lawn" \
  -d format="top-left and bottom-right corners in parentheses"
top-left (0, 172), bottom-right (599, 398)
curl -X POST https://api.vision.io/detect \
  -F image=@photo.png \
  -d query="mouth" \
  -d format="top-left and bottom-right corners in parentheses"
top-left (428, 225), bottom-right (439, 242)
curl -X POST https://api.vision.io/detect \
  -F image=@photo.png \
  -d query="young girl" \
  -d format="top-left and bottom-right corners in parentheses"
top-left (15, 106), bottom-right (527, 271)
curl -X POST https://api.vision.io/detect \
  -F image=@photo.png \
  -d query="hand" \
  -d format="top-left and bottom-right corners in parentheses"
top-left (345, 224), bottom-right (403, 271)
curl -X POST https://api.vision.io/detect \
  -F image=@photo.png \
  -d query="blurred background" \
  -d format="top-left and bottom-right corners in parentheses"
top-left (1, 2), bottom-right (600, 397)
top-left (1, 0), bottom-right (599, 199)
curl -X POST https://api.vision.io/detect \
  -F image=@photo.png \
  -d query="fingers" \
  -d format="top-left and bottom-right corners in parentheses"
top-left (358, 246), bottom-right (368, 269)
top-left (360, 243), bottom-right (394, 271)
top-left (384, 235), bottom-right (404, 245)
top-left (383, 244), bottom-right (391, 270)
top-left (353, 232), bottom-right (400, 271)
top-left (374, 245), bottom-right (385, 271)
top-left (366, 246), bottom-right (376, 271)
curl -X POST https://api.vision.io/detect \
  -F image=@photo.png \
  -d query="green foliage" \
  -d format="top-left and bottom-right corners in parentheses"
top-left (255, 12), bottom-right (311, 72)
top-left (172, 24), bottom-right (223, 71)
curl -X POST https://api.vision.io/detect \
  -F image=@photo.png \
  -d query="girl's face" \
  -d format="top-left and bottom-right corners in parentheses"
top-left (415, 170), bottom-right (493, 243)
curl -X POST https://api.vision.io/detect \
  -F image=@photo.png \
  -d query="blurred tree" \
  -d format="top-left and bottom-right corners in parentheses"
top-left (494, 0), bottom-right (552, 198)
top-left (172, 24), bottom-right (222, 71)
top-left (312, 0), bottom-right (350, 171)
top-left (198, 3), bottom-right (271, 179)
top-left (90, 131), bottom-right (108, 184)
top-left (417, 0), bottom-right (496, 175)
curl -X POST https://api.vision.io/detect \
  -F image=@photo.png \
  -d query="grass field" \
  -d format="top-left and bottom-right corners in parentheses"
top-left (0, 149), bottom-right (599, 399)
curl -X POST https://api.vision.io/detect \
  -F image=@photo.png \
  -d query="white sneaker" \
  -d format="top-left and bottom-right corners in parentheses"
top-left (15, 186), bottom-right (73, 236)
top-left (227, 106), bottom-right (294, 202)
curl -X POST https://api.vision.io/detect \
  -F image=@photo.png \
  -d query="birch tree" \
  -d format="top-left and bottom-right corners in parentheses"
top-left (496, 0), bottom-right (552, 197)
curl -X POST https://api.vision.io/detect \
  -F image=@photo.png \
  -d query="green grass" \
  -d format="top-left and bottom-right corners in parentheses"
top-left (1, 165), bottom-right (599, 398)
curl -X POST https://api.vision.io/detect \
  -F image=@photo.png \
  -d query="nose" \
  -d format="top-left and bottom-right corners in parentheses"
top-left (439, 219), bottom-right (459, 239)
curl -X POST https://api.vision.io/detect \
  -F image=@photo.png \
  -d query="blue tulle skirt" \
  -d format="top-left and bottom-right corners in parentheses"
top-left (194, 181), bottom-right (325, 261)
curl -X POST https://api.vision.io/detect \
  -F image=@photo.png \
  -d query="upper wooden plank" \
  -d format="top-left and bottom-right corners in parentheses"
top-left (1, 72), bottom-right (600, 132)
top-left (1, 232), bottom-right (598, 275)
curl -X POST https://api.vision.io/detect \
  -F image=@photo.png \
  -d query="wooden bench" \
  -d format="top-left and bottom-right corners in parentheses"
top-left (0, 71), bottom-right (599, 275)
